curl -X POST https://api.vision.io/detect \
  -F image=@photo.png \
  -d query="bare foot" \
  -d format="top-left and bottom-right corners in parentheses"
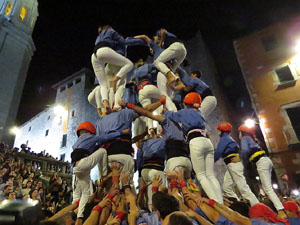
top-left (110, 76), bottom-right (120, 93)
top-left (166, 71), bottom-right (176, 87)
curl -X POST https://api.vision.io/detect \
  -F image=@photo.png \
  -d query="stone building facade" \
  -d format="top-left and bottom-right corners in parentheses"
top-left (14, 68), bottom-right (98, 163)
top-left (0, 0), bottom-right (38, 143)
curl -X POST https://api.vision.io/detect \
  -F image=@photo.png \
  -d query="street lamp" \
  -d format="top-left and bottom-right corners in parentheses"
top-left (245, 118), bottom-right (256, 128)
top-left (10, 127), bottom-right (20, 135)
top-left (54, 105), bottom-right (68, 118)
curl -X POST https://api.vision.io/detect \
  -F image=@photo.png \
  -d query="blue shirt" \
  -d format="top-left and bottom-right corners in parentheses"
top-left (141, 138), bottom-right (166, 159)
top-left (138, 210), bottom-right (159, 225)
top-left (164, 108), bottom-right (206, 135)
top-left (72, 132), bottom-right (122, 154)
top-left (150, 40), bottom-right (163, 60)
top-left (177, 66), bottom-right (191, 86)
top-left (240, 136), bottom-right (261, 159)
top-left (215, 133), bottom-right (240, 162)
top-left (136, 148), bottom-right (144, 172)
top-left (122, 84), bottom-right (138, 105)
top-left (216, 215), bottom-right (235, 225)
top-left (288, 218), bottom-right (300, 225)
top-left (95, 28), bottom-right (147, 55)
top-left (96, 108), bottom-right (136, 137)
top-left (190, 77), bottom-right (209, 95)
top-left (160, 117), bottom-right (185, 141)
top-left (133, 63), bottom-right (157, 84)
top-left (251, 219), bottom-right (285, 225)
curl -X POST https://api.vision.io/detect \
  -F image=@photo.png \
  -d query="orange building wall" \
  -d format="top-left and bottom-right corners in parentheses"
top-left (234, 16), bottom-right (300, 188)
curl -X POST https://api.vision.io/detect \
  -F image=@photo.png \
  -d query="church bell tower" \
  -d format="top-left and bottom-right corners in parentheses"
top-left (0, 0), bottom-right (38, 143)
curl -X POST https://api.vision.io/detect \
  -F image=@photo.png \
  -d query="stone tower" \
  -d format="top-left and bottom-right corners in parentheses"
top-left (0, 0), bottom-right (38, 143)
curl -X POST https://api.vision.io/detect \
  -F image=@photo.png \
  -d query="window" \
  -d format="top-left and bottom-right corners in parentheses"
top-left (28, 126), bottom-right (31, 132)
top-left (75, 78), bottom-right (81, 84)
top-left (45, 129), bottom-right (49, 136)
top-left (61, 134), bottom-right (67, 147)
top-left (60, 154), bottom-right (65, 161)
top-left (67, 83), bottom-right (73, 88)
top-left (4, 2), bottom-right (13, 16)
top-left (281, 102), bottom-right (300, 145)
top-left (48, 115), bottom-right (51, 120)
top-left (286, 107), bottom-right (300, 140)
top-left (60, 86), bottom-right (66, 92)
top-left (71, 110), bottom-right (75, 117)
top-left (19, 7), bottom-right (26, 20)
top-left (275, 66), bottom-right (294, 83)
top-left (261, 35), bottom-right (279, 51)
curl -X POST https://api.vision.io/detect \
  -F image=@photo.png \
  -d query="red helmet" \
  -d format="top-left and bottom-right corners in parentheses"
top-left (238, 124), bottom-right (255, 135)
top-left (184, 92), bottom-right (202, 107)
top-left (217, 122), bottom-right (232, 132)
top-left (76, 121), bottom-right (96, 137)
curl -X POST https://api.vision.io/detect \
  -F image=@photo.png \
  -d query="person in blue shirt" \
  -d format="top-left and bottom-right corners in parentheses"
top-left (153, 28), bottom-right (187, 87)
top-left (118, 99), bottom-right (193, 183)
top-left (215, 122), bottom-right (259, 206)
top-left (71, 121), bottom-right (128, 224)
top-left (171, 70), bottom-right (217, 119)
top-left (161, 92), bottom-right (223, 204)
top-left (91, 25), bottom-right (146, 113)
top-left (96, 108), bottom-right (138, 184)
top-left (239, 124), bottom-right (286, 218)
top-left (140, 131), bottom-right (166, 211)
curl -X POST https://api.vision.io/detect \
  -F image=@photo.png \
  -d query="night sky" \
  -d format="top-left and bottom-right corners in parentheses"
top-left (16, 0), bottom-right (300, 125)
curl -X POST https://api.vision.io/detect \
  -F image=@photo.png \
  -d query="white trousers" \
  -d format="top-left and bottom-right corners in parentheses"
top-left (200, 96), bottom-right (217, 119)
top-left (88, 85), bottom-right (104, 109)
top-left (108, 154), bottom-right (135, 184)
top-left (189, 137), bottom-right (223, 203)
top-left (134, 116), bottom-right (147, 136)
top-left (91, 47), bottom-right (133, 101)
top-left (154, 42), bottom-right (187, 74)
top-left (72, 148), bottom-right (107, 218)
top-left (165, 156), bottom-right (192, 179)
top-left (256, 157), bottom-right (284, 210)
top-left (105, 64), bottom-right (126, 109)
top-left (141, 168), bottom-right (166, 211)
top-left (224, 162), bottom-right (259, 206)
top-left (138, 85), bottom-right (177, 112)
top-left (157, 72), bottom-right (177, 112)
top-left (223, 169), bottom-right (240, 200)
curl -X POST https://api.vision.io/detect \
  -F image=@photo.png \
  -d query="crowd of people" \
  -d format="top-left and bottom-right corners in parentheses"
top-left (0, 144), bottom-right (72, 215)
top-left (1, 26), bottom-right (300, 225)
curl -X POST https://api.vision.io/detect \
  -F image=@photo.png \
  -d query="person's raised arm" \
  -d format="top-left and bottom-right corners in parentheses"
top-left (119, 100), bottom-right (164, 123)
top-left (83, 196), bottom-right (111, 225)
top-left (185, 210), bottom-right (214, 225)
top-left (200, 197), bottom-right (251, 225)
top-left (48, 200), bottom-right (79, 221)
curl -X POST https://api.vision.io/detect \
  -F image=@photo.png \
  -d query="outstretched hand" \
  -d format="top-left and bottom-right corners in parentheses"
top-left (152, 174), bottom-right (163, 188)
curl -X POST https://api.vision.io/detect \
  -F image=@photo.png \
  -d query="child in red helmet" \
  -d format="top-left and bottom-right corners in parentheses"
top-left (71, 121), bottom-right (128, 224)
top-left (239, 124), bottom-right (286, 218)
top-left (283, 201), bottom-right (300, 225)
top-left (216, 122), bottom-right (259, 205)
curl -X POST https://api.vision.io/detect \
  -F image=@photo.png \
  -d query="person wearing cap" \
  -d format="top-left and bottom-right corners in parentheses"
top-left (283, 201), bottom-right (300, 225)
top-left (118, 99), bottom-right (193, 186)
top-left (164, 92), bottom-right (223, 203)
top-left (153, 28), bottom-right (187, 87)
top-left (216, 122), bottom-right (259, 206)
top-left (239, 124), bottom-right (286, 218)
top-left (71, 121), bottom-right (128, 225)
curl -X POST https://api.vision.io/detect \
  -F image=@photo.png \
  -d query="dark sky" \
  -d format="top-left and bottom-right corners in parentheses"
top-left (16, 0), bottom-right (300, 125)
